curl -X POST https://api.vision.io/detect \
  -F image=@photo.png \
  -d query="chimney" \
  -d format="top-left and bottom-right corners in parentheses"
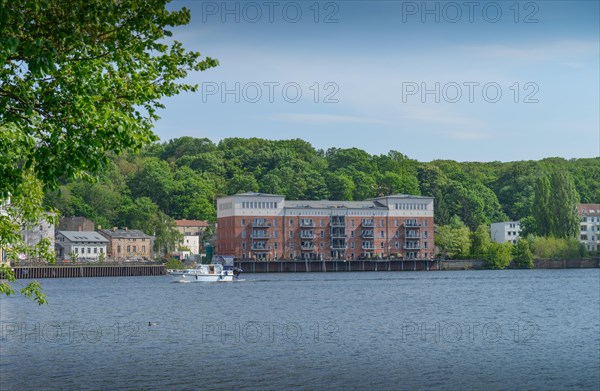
top-left (125, 227), bottom-right (128, 231)
top-left (78, 225), bottom-right (82, 232)
top-left (113, 227), bottom-right (117, 232)
top-left (97, 225), bottom-right (102, 230)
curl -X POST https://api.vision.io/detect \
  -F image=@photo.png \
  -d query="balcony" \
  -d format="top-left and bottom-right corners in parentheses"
top-left (404, 221), bottom-right (422, 228)
top-left (330, 244), bottom-right (346, 250)
top-left (301, 244), bottom-right (315, 251)
top-left (300, 219), bottom-right (315, 228)
top-left (361, 219), bottom-right (375, 227)
top-left (251, 233), bottom-right (271, 240)
top-left (361, 230), bottom-right (374, 238)
top-left (300, 231), bottom-right (315, 239)
top-left (405, 235), bottom-right (420, 240)
top-left (251, 245), bottom-right (268, 251)
top-left (331, 218), bottom-right (346, 227)
top-left (252, 219), bottom-right (271, 228)
top-left (331, 230), bottom-right (346, 239)
top-left (362, 242), bottom-right (375, 250)
top-left (403, 244), bottom-right (422, 250)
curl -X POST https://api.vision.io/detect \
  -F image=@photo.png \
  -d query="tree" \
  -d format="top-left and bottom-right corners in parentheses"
top-left (532, 176), bottom-right (551, 236)
top-left (0, 0), bottom-right (217, 303)
top-left (435, 215), bottom-right (471, 259)
top-left (485, 242), bottom-right (513, 269)
top-left (548, 170), bottom-right (580, 238)
top-left (470, 225), bottom-right (490, 259)
top-left (512, 239), bottom-right (534, 269)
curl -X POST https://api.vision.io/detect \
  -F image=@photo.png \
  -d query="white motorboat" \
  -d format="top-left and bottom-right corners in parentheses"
top-left (168, 256), bottom-right (241, 282)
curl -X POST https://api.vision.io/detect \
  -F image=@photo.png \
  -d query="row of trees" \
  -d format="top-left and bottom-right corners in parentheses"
top-left (435, 215), bottom-right (590, 268)
top-left (44, 137), bottom-right (598, 251)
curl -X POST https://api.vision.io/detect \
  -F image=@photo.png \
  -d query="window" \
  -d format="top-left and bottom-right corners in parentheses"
top-left (351, 231), bottom-right (355, 238)
top-left (380, 219), bottom-right (384, 227)
top-left (74, 248), bottom-right (78, 254)
top-left (127, 245), bottom-right (130, 253)
top-left (394, 220), bottom-right (398, 227)
top-left (274, 243), bottom-right (279, 249)
top-left (289, 219), bottom-right (294, 227)
top-left (320, 219), bottom-right (324, 227)
top-left (241, 231), bottom-right (246, 239)
top-left (395, 241), bottom-right (399, 249)
top-left (93, 248), bottom-right (97, 254)
top-left (380, 231), bottom-right (384, 238)
top-left (320, 242), bottom-right (324, 248)
top-left (424, 241), bottom-right (428, 249)
top-left (351, 242), bottom-right (355, 249)
top-left (142, 246), bottom-right (145, 253)
top-left (241, 219), bottom-right (245, 226)
top-left (351, 220), bottom-right (355, 227)
top-left (320, 230), bottom-right (324, 238)
top-left (395, 231), bottom-right (399, 238)
top-left (380, 242), bottom-right (384, 249)
top-left (242, 243), bottom-right (246, 250)
top-left (133, 246), bottom-right (137, 252)
top-left (100, 248), bottom-right (104, 254)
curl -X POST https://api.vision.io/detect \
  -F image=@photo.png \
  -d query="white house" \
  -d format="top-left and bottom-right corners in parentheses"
top-left (579, 204), bottom-right (600, 252)
top-left (55, 231), bottom-right (108, 262)
top-left (490, 221), bottom-right (521, 244)
top-left (20, 214), bottom-right (56, 261)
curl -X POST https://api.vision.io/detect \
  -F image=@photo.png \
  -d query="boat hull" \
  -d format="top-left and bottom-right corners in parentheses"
top-left (170, 272), bottom-right (235, 282)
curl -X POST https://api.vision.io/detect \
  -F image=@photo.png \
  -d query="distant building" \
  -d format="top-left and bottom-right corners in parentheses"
top-left (217, 193), bottom-right (435, 261)
top-left (20, 214), bottom-right (56, 261)
top-left (174, 219), bottom-right (209, 259)
top-left (490, 221), bottom-right (521, 244)
top-left (59, 216), bottom-right (95, 232)
top-left (55, 231), bottom-right (108, 262)
top-left (578, 204), bottom-right (600, 252)
top-left (98, 228), bottom-right (154, 261)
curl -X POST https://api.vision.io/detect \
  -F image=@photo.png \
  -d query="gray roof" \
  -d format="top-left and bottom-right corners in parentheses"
top-left (57, 231), bottom-right (108, 243)
top-left (285, 200), bottom-right (387, 210)
top-left (98, 229), bottom-right (153, 239)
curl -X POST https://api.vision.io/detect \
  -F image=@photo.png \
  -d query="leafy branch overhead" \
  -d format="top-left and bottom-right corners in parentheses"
top-left (0, 0), bottom-right (217, 303)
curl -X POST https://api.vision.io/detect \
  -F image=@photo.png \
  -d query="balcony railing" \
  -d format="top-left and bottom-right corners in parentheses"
top-left (404, 221), bottom-right (422, 227)
top-left (252, 219), bottom-right (271, 227)
top-left (251, 232), bottom-right (270, 239)
top-left (361, 220), bottom-right (375, 227)
top-left (300, 231), bottom-right (315, 239)
top-left (300, 220), bottom-right (315, 227)
top-left (330, 245), bottom-right (346, 250)
top-left (331, 231), bottom-right (346, 238)
top-left (251, 245), bottom-right (268, 251)
top-left (403, 244), bottom-right (422, 250)
top-left (331, 218), bottom-right (346, 227)
top-left (361, 231), bottom-right (374, 238)
top-left (301, 244), bottom-right (315, 251)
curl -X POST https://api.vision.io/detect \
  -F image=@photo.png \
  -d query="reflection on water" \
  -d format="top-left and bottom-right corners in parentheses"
top-left (1, 269), bottom-right (599, 390)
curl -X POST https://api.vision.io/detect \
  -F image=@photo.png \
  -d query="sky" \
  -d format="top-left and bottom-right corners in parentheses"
top-left (155, 0), bottom-right (600, 162)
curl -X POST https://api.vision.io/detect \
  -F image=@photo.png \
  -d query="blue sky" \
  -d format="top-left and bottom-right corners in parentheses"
top-left (156, 1), bottom-right (600, 162)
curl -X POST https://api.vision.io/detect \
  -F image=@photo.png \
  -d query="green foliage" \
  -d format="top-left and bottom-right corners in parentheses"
top-left (435, 216), bottom-right (471, 259)
top-left (485, 242), bottom-right (513, 269)
top-left (165, 258), bottom-right (185, 270)
top-left (532, 237), bottom-right (587, 259)
top-left (1, 0), bottom-right (216, 302)
top-left (533, 170), bottom-right (580, 238)
top-left (512, 239), bottom-right (534, 268)
top-left (470, 225), bottom-right (491, 258)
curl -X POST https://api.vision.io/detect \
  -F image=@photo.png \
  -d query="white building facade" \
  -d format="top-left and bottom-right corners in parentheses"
top-left (55, 231), bottom-right (108, 262)
top-left (490, 221), bottom-right (521, 244)
top-left (579, 204), bottom-right (600, 252)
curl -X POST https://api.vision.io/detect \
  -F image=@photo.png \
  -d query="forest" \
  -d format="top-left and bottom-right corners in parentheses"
top-left (44, 136), bottom-right (599, 261)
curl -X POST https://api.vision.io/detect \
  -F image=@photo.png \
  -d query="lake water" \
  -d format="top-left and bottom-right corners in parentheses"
top-left (1, 269), bottom-right (599, 390)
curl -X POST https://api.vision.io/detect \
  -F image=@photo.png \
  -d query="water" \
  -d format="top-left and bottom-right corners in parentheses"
top-left (1, 269), bottom-right (599, 390)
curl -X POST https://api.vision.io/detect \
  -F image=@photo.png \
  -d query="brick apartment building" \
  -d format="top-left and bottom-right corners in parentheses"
top-left (216, 193), bottom-right (434, 261)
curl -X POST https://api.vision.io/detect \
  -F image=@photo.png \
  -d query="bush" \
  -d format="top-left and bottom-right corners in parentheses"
top-left (512, 239), bottom-right (533, 268)
top-left (165, 258), bottom-right (185, 270)
top-left (485, 242), bottom-right (513, 269)
top-left (532, 237), bottom-right (587, 259)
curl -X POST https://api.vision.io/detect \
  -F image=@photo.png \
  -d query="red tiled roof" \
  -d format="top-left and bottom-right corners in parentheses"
top-left (174, 219), bottom-right (210, 227)
top-left (578, 204), bottom-right (600, 216)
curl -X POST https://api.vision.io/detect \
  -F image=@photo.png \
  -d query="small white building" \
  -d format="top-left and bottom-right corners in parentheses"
top-left (579, 204), bottom-right (600, 252)
top-left (55, 231), bottom-right (108, 262)
top-left (490, 221), bottom-right (521, 244)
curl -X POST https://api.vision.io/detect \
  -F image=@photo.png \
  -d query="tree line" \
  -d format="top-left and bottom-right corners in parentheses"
top-left (44, 136), bottom-right (599, 259)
